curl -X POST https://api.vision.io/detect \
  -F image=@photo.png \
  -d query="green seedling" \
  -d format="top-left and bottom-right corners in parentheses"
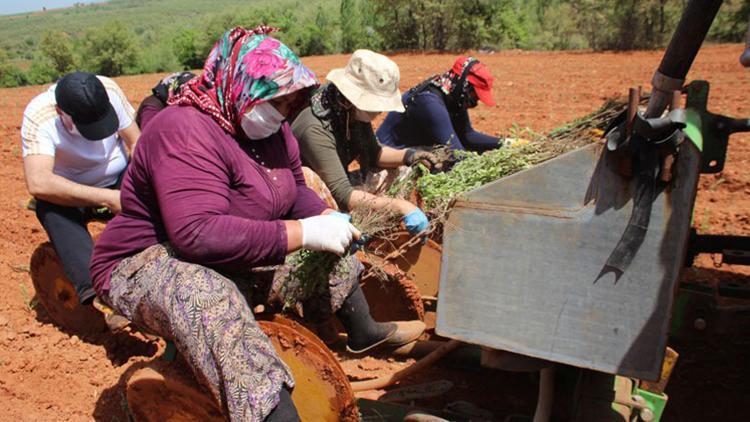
top-left (9, 264), bottom-right (30, 273)
top-left (708, 177), bottom-right (725, 190)
top-left (18, 282), bottom-right (38, 312)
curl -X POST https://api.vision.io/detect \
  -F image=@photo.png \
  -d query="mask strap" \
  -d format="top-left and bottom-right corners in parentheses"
top-left (346, 110), bottom-right (351, 140)
top-left (452, 58), bottom-right (479, 107)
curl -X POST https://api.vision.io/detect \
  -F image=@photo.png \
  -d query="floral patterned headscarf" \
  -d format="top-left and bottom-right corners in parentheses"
top-left (169, 26), bottom-right (318, 135)
top-left (429, 57), bottom-right (480, 109)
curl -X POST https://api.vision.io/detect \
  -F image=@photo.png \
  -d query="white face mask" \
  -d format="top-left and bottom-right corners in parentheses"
top-left (240, 102), bottom-right (286, 140)
top-left (352, 109), bottom-right (380, 123)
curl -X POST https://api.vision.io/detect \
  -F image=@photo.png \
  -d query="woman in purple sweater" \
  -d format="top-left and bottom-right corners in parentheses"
top-left (90, 27), bottom-right (423, 421)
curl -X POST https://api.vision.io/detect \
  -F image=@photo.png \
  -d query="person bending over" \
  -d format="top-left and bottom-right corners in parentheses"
top-left (377, 56), bottom-right (509, 153)
top-left (292, 50), bottom-right (435, 236)
top-left (21, 72), bottom-right (139, 328)
top-left (90, 27), bottom-right (424, 422)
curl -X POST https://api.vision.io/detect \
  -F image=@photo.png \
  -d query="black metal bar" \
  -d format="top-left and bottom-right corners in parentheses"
top-left (685, 232), bottom-right (750, 267)
top-left (718, 282), bottom-right (750, 299)
top-left (657, 0), bottom-right (723, 80)
top-left (722, 250), bottom-right (750, 266)
top-left (689, 234), bottom-right (750, 254)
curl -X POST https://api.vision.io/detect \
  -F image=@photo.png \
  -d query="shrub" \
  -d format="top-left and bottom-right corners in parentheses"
top-left (80, 21), bottom-right (140, 76)
top-left (0, 50), bottom-right (28, 88)
top-left (173, 29), bottom-right (206, 70)
top-left (25, 58), bottom-right (59, 85)
top-left (0, 63), bottom-right (28, 88)
top-left (40, 31), bottom-right (76, 74)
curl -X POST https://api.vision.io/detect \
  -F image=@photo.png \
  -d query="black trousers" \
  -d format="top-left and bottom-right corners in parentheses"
top-left (33, 172), bottom-right (123, 305)
top-left (35, 200), bottom-right (116, 304)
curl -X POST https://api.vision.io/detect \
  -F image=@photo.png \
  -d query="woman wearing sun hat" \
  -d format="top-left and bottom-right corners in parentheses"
top-left (377, 56), bottom-right (506, 152)
top-left (292, 50), bottom-right (435, 237)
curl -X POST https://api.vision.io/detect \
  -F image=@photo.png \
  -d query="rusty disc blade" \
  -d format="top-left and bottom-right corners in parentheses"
top-left (126, 360), bottom-right (224, 422)
top-left (259, 315), bottom-right (358, 422)
top-left (127, 315), bottom-right (357, 421)
top-left (360, 252), bottom-right (425, 323)
top-left (29, 242), bottom-right (105, 334)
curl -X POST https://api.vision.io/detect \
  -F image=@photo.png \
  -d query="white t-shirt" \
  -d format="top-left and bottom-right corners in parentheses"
top-left (21, 76), bottom-right (135, 188)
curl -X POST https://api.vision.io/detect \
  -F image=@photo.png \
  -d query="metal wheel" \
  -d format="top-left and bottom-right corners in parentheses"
top-left (29, 242), bottom-right (105, 334)
top-left (126, 315), bottom-right (357, 421)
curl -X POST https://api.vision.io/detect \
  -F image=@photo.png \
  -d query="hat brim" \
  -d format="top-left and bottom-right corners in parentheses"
top-left (75, 103), bottom-right (119, 141)
top-left (474, 87), bottom-right (495, 107)
top-left (327, 68), bottom-right (405, 113)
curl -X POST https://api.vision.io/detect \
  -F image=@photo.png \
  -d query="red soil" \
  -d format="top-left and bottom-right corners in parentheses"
top-left (0, 44), bottom-right (748, 421)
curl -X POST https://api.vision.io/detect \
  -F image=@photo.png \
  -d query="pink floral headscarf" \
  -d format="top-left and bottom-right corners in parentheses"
top-left (169, 26), bottom-right (318, 135)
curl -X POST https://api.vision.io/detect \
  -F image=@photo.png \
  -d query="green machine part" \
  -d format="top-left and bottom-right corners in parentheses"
top-left (633, 386), bottom-right (668, 422)
top-left (684, 108), bottom-right (703, 152)
top-left (683, 80), bottom-right (750, 173)
top-left (575, 364), bottom-right (673, 422)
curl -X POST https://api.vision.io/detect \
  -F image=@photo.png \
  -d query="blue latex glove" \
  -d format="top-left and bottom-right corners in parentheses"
top-left (403, 208), bottom-right (429, 235)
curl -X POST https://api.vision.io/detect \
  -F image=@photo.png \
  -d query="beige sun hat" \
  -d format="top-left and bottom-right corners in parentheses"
top-left (326, 49), bottom-right (405, 113)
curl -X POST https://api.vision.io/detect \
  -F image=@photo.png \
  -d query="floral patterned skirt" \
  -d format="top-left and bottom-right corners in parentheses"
top-left (105, 243), bottom-right (360, 421)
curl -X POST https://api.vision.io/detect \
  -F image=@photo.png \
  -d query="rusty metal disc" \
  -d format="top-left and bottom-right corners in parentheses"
top-left (126, 315), bottom-right (357, 421)
top-left (259, 315), bottom-right (358, 422)
top-left (126, 361), bottom-right (224, 422)
top-left (360, 252), bottom-right (425, 323)
top-left (29, 242), bottom-right (106, 334)
top-left (387, 235), bottom-right (442, 298)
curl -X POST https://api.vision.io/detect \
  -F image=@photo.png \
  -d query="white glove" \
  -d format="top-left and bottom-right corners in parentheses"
top-left (299, 215), bottom-right (361, 255)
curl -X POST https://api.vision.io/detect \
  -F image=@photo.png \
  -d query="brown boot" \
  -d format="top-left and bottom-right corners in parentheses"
top-left (92, 297), bottom-right (131, 333)
top-left (346, 320), bottom-right (425, 354)
top-left (103, 313), bottom-right (131, 332)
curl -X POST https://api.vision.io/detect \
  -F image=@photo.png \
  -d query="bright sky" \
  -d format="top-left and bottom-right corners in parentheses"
top-left (0, 0), bottom-right (109, 16)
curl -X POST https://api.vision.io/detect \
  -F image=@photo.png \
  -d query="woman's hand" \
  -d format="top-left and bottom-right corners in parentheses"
top-left (404, 149), bottom-right (441, 172)
top-left (299, 215), bottom-right (361, 255)
top-left (403, 208), bottom-right (429, 236)
top-left (394, 199), bottom-right (429, 235)
top-left (103, 189), bottom-right (122, 214)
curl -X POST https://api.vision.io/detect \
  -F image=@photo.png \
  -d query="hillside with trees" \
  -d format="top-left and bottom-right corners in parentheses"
top-left (0, 0), bottom-right (747, 87)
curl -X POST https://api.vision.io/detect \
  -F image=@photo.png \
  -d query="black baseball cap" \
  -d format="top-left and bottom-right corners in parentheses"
top-left (55, 72), bottom-right (119, 141)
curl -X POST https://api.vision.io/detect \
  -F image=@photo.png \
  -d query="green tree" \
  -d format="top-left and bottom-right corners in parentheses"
top-left (372, 0), bottom-right (420, 51)
top-left (570, 0), bottom-right (681, 51)
top-left (358, 0), bottom-right (384, 50)
top-left (449, 0), bottom-right (496, 51)
top-left (341, 0), bottom-right (363, 52)
top-left (80, 21), bottom-right (140, 76)
top-left (297, 6), bottom-right (336, 56)
top-left (140, 29), bottom-right (181, 73)
top-left (202, 12), bottom-right (247, 53)
top-left (709, 0), bottom-right (750, 42)
top-left (39, 31), bottom-right (76, 74)
top-left (25, 57), bottom-right (59, 85)
top-left (173, 29), bottom-right (206, 70)
top-left (571, 0), bottom-right (612, 50)
top-left (533, 3), bottom-right (588, 50)
top-left (0, 50), bottom-right (28, 88)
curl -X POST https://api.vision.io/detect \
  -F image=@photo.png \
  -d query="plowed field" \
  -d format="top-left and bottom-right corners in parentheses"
top-left (0, 44), bottom-right (748, 421)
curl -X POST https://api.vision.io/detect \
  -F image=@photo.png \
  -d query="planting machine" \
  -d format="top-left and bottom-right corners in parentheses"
top-left (358, 1), bottom-right (750, 420)
top-left (27, 0), bottom-right (749, 420)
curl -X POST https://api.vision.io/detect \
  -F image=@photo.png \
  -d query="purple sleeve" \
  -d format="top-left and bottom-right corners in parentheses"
top-left (135, 95), bottom-right (165, 130)
top-left (281, 123), bottom-right (328, 219)
top-left (151, 137), bottom-right (288, 269)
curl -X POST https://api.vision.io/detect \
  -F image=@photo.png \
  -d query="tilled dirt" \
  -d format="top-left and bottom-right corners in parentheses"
top-left (0, 44), bottom-right (748, 421)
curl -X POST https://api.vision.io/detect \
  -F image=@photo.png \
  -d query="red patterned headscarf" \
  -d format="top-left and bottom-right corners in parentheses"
top-left (169, 26), bottom-right (318, 135)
